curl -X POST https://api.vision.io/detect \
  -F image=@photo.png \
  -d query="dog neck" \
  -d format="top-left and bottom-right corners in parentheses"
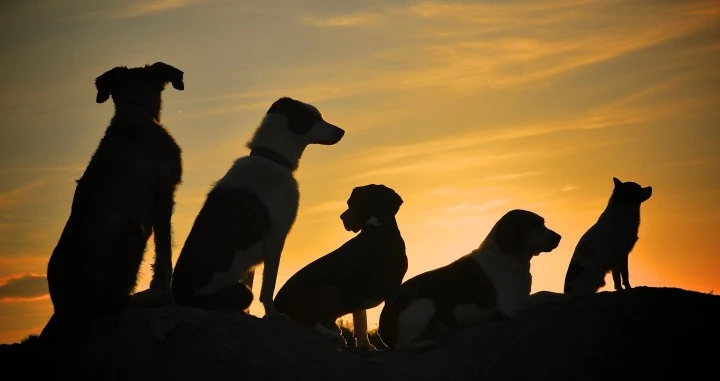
top-left (246, 114), bottom-right (306, 171)
top-left (365, 216), bottom-right (382, 227)
top-left (115, 103), bottom-right (160, 122)
top-left (249, 147), bottom-right (294, 171)
top-left (361, 216), bottom-right (400, 232)
top-left (470, 239), bottom-right (531, 273)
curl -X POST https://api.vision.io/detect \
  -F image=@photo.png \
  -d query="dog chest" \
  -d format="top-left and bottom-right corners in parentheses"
top-left (476, 254), bottom-right (531, 315)
top-left (217, 157), bottom-right (300, 230)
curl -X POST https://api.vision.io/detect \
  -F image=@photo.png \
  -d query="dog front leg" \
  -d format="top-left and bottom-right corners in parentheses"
top-left (150, 189), bottom-right (174, 292)
top-left (611, 267), bottom-right (623, 291)
top-left (259, 236), bottom-right (289, 321)
top-left (517, 291), bottom-right (571, 314)
top-left (619, 253), bottom-right (631, 290)
top-left (352, 310), bottom-right (377, 351)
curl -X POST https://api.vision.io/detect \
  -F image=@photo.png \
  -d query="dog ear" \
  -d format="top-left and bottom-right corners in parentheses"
top-left (95, 67), bottom-right (125, 104)
top-left (150, 62), bottom-right (184, 90)
top-left (385, 189), bottom-right (403, 216)
top-left (613, 177), bottom-right (622, 187)
top-left (492, 211), bottom-right (526, 255)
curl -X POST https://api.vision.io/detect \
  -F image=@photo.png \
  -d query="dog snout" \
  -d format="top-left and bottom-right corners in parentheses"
top-left (551, 231), bottom-right (561, 246)
top-left (340, 209), bottom-right (360, 232)
top-left (327, 125), bottom-right (345, 145)
top-left (548, 230), bottom-right (562, 249)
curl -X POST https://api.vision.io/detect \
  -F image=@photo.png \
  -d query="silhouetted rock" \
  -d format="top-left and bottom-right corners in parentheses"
top-left (1, 287), bottom-right (718, 380)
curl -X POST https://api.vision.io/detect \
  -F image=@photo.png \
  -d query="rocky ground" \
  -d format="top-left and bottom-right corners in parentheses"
top-left (1, 286), bottom-right (718, 380)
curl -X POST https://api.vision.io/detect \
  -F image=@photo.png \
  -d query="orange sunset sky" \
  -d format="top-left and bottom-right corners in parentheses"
top-left (0, 0), bottom-right (718, 344)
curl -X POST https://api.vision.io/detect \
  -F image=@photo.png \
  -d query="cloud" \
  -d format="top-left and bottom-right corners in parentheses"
top-left (0, 180), bottom-right (49, 211)
top-left (87, 0), bottom-right (214, 19)
top-left (485, 171), bottom-right (544, 181)
top-left (445, 199), bottom-right (509, 214)
top-left (301, 0), bottom-right (720, 92)
top-left (304, 12), bottom-right (380, 27)
top-left (0, 273), bottom-right (48, 302)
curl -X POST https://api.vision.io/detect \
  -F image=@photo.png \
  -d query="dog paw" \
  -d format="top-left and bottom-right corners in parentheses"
top-left (149, 274), bottom-right (172, 292)
top-left (263, 312), bottom-right (291, 321)
top-left (356, 340), bottom-right (378, 351)
top-left (131, 288), bottom-right (175, 307)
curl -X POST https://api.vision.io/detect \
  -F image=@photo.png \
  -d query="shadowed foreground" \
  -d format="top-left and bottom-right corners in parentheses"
top-left (1, 286), bottom-right (718, 380)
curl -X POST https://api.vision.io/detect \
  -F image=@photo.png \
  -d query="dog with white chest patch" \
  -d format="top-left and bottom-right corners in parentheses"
top-left (564, 177), bottom-right (652, 295)
top-left (171, 97), bottom-right (344, 319)
top-left (379, 209), bottom-right (566, 350)
top-left (273, 184), bottom-right (407, 349)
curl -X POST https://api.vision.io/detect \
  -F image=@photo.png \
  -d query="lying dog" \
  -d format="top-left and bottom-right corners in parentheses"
top-left (273, 184), bottom-right (407, 349)
top-left (46, 62), bottom-right (184, 321)
top-left (171, 97), bottom-right (344, 319)
top-left (379, 209), bottom-right (565, 350)
top-left (564, 177), bottom-right (652, 295)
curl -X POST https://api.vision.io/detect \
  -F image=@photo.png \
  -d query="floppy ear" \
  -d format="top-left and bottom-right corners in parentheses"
top-left (492, 213), bottom-right (525, 255)
top-left (95, 67), bottom-right (125, 103)
top-left (385, 190), bottom-right (403, 216)
top-left (150, 62), bottom-right (184, 90)
top-left (613, 177), bottom-right (622, 187)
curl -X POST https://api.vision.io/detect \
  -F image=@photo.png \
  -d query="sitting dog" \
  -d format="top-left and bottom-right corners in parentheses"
top-left (171, 97), bottom-right (345, 319)
top-left (46, 62), bottom-right (185, 322)
top-left (378, 209), bottom-right (565, 350)
top-left (564, 177), bottom-right (652, 295)
top-left (273, 184), bottom-right (407, 349)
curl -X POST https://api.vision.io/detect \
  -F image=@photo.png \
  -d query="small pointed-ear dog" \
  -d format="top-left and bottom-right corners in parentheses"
top-left (273, 184), bottom-right (408, 350)
top-left (171, 97), bottom-right (345, 320)
top-left (564, 177), bottom-right (653, 295)
top-left (379, 209), bottom-right (566, 350)
top-left (44, 62), bottom-right (184, 336)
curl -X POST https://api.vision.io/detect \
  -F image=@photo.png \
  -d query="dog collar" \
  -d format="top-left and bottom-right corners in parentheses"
top-left (250, 147), bottom-right (294, 171)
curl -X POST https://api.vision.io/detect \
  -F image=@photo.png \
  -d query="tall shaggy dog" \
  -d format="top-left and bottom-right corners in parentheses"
top-left (171, 97), bottom-right (344, 319)
top-left (45, 62), bottom-right (184, 323)
top-left (274, 184), bottom-right (407, 350)
top-left (564, 177), bottom-right (652, 295)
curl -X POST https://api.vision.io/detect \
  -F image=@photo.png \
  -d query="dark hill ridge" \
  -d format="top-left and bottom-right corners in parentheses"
top-left (1, 286), bottom-right (719, 380)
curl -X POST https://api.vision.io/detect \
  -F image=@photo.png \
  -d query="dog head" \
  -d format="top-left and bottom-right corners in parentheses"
top-left (610, 177), bottom-right (652, 206)
top-left (95, 62), bottom-right (184, 119)
top-left (491, 209), bottom-right (562, 259)
top-left (265, 97), bottom-right (345, 145)
top-left (340, 184), bottom-right (403, 233)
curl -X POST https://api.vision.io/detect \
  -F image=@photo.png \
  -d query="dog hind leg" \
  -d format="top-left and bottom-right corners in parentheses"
top-left (395, 298), bottom-right (437, 350)
top-left (205, 283), bottom-right (254, 311)
top-left (240, 268), bottom-right (255, 313)
top-left (314, 320), bottom-right (347, 347)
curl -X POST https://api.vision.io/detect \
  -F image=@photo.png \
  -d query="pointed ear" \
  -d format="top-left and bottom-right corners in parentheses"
top-left (95, 67), bottom-right (125, 103)
top-left (150, 62), bottom-right (184, 90)
top-left (613, 177), bottom-right (622, 187)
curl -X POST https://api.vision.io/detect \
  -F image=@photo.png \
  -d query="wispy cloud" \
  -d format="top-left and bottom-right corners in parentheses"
top-left (485, 171), bottom-right (544, 182)
top-left (0, 273), bottom-right (48, 302)
top-left (445, 199), bottom-right (508, 214)
top-left (87, 0), bottom-right (214, 19)
top-left (301, 0), bottom-right (720, 92)
top-left (0, 166), bottom-right (84, 174)
top-left (0, 180), bottom-right (49, 211)
top-left (304, 12), bottom-right (380, 27)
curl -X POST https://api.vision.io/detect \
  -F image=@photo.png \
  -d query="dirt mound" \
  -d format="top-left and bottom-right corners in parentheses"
top-left (2, 286), bottom-right (718, 380)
